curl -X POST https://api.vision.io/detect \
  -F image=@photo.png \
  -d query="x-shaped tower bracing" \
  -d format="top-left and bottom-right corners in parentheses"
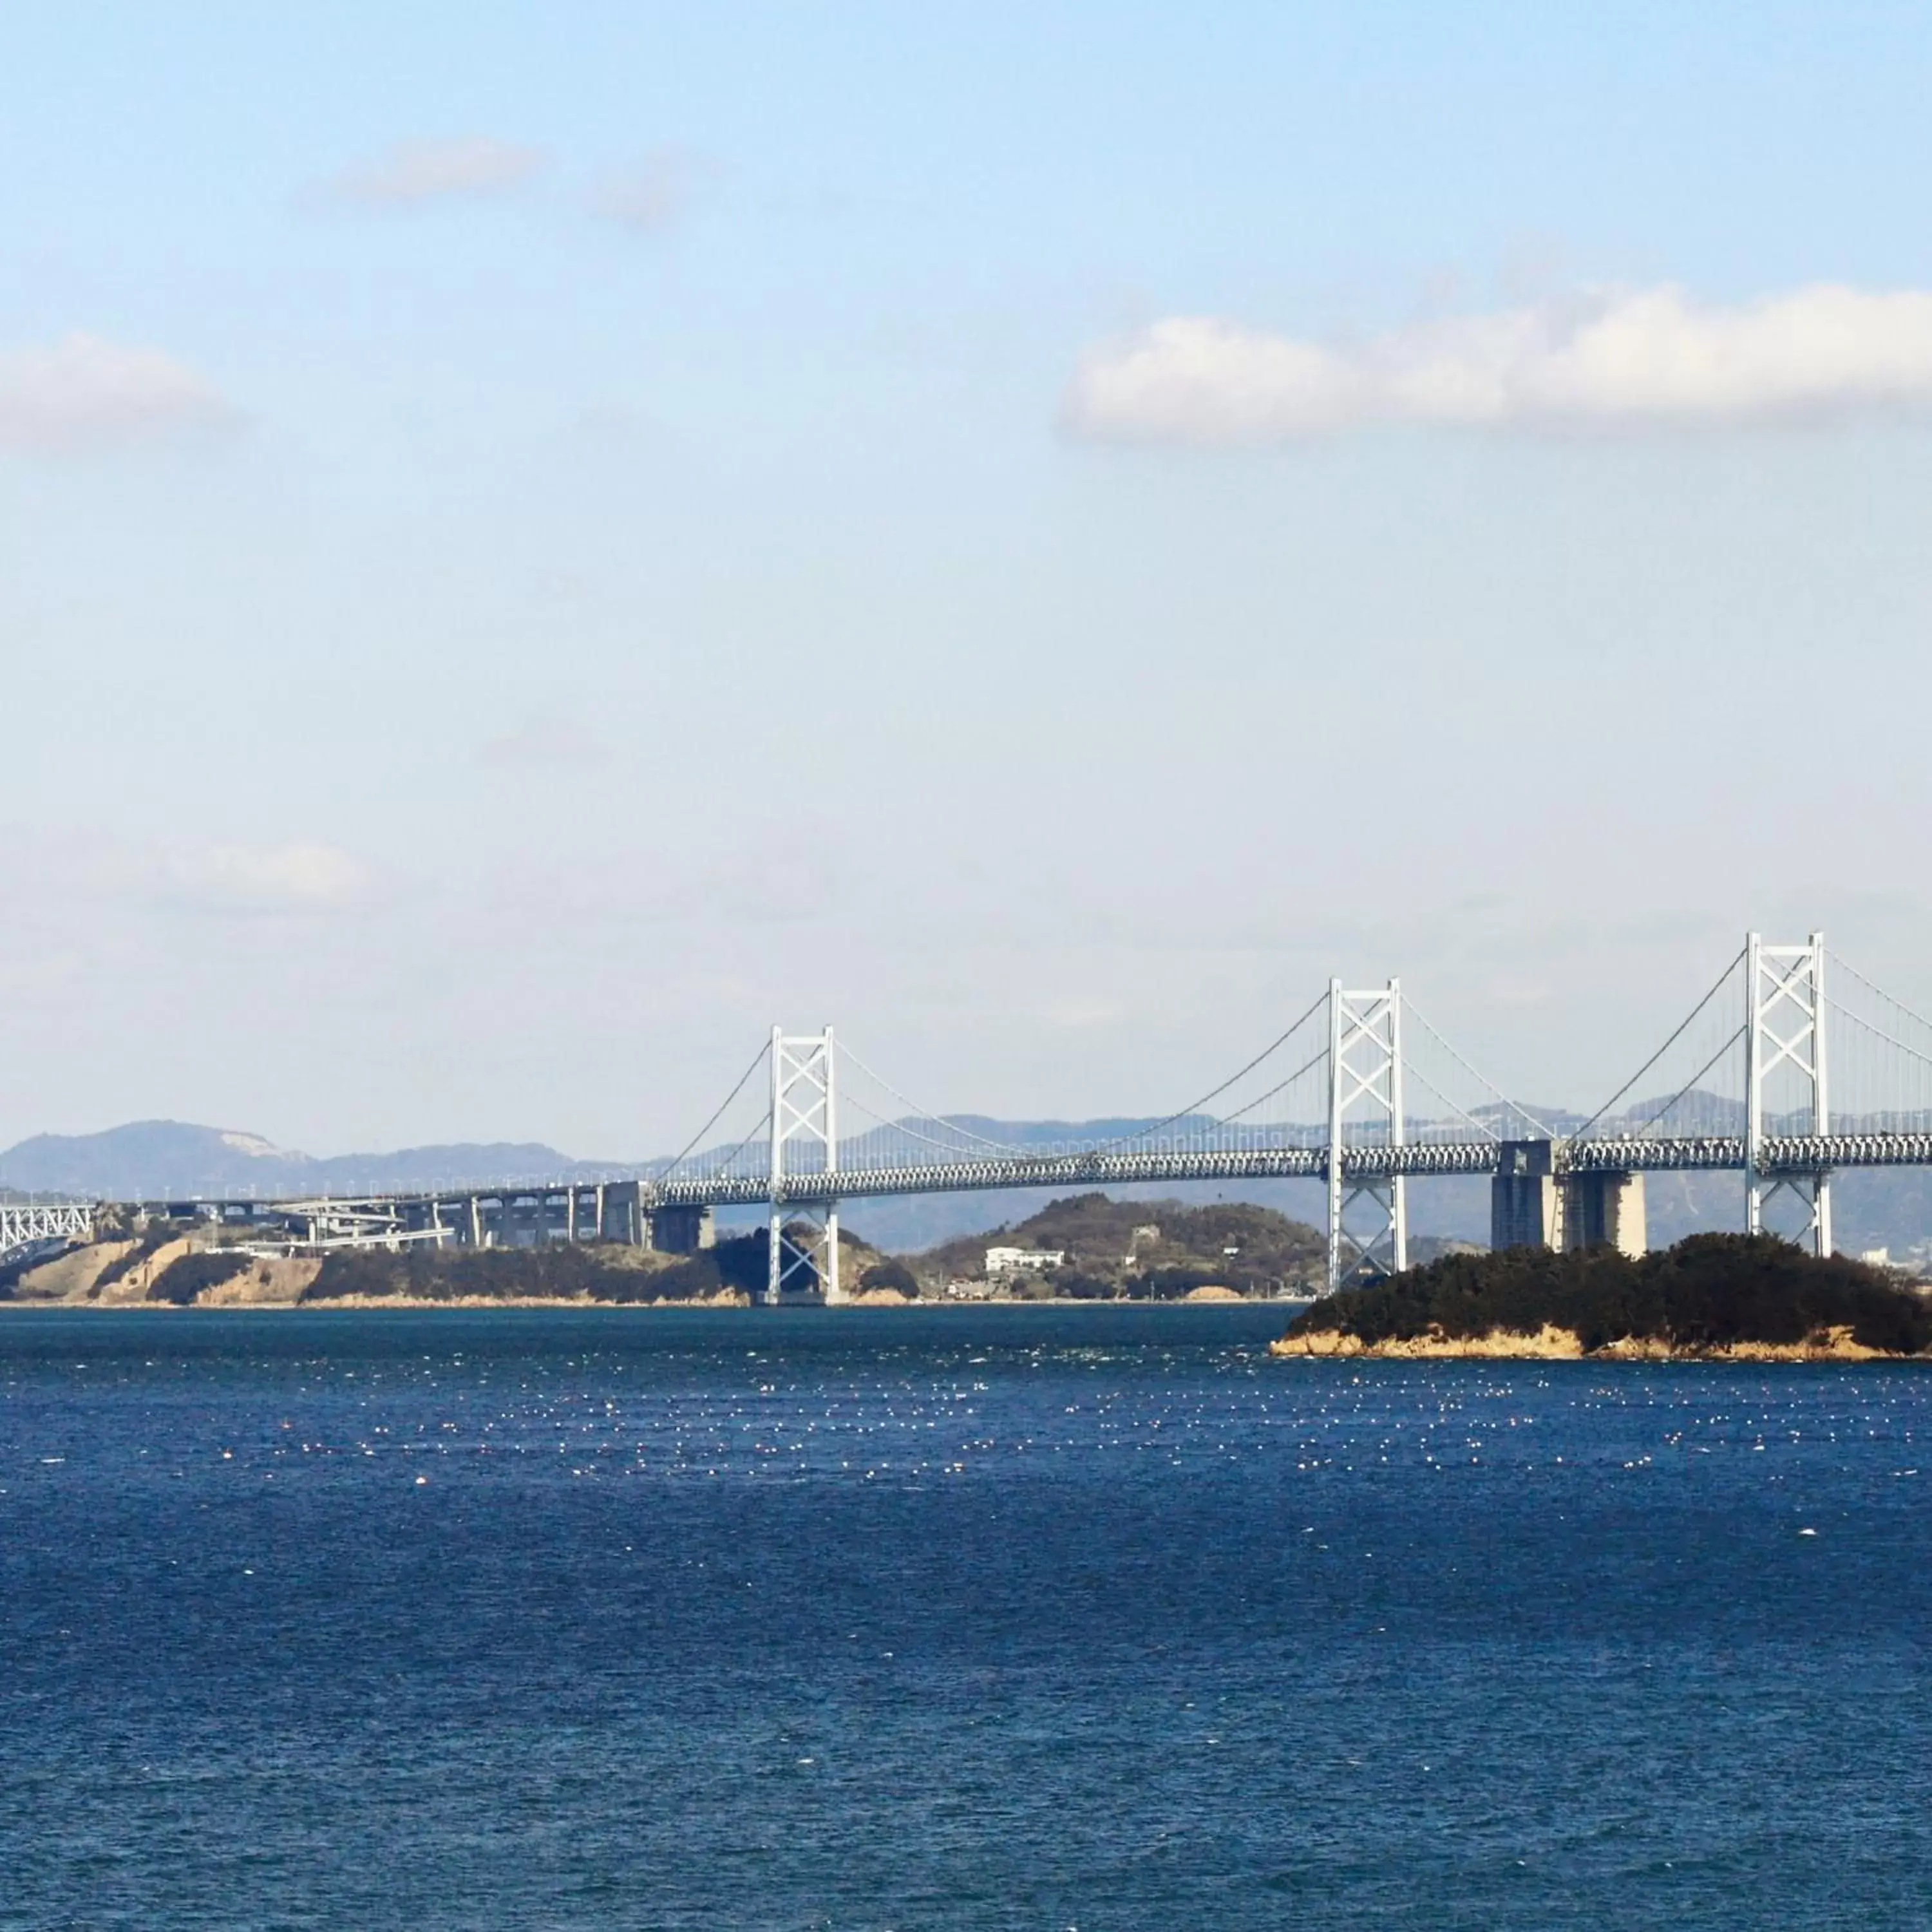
top-left (1327, 978), bottom-right (1406, 1291)
top-left (1745, 932), bottom-right (1831, 1256)
top-left (767, 1027), bottom-right (843, 1305)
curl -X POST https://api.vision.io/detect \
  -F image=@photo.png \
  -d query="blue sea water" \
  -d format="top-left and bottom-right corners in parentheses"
top-left (0, 1303), bottom-right (1927, 1931)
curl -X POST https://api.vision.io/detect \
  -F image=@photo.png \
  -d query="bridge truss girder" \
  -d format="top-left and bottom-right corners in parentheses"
top-left (0, 1201), bottom-right (94, 1266)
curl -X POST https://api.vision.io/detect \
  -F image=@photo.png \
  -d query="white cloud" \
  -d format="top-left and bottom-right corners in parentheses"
top-left (326, 136), bottom-right (547, 206)
top-left (1063, 285), bottom-right (1932, 444)
top-left (0, 333), bottom-right (234, 455)
top-left (592, 146), bottom-right (721, 232)
top-left (162, 842), bottom-right (369, 913)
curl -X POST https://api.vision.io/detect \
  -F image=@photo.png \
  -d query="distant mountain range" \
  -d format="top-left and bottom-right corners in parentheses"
top-left (0, 1121), bottom-right (620, 1201)
top-left (0, 1116), bottom-right (1260, 1208)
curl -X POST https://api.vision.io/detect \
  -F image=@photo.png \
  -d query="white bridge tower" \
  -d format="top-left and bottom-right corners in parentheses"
top-left (1745, 932), bottom-right (1832, 1256)
top-left (766, 1026), bottom-right (844, 1305)
top-left (1327, 978), bottom-right (1407, 1291)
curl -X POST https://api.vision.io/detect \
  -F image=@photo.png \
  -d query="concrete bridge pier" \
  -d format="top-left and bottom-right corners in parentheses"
top-left (589, 1179), bottom-right (649, 1246)
top-left (649, 1203), bottom-right (714, 1253)
top-left (1567, 1170), bottom-right (1647, 1255)
top-left (1492, 1141), bottom-right (1646, 1257)
top-left (404, 1198), bottom-right (451, 1246)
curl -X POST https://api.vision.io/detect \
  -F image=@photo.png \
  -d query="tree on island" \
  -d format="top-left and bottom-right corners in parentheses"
top-left (1285, 1233), bottom-right (1932, 1356)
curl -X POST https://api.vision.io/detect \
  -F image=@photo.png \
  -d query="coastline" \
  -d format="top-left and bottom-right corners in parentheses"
top-left (0, 1291), bottom-right (1302, 1312)
top-left (1269, 1322), bottom-right (1921, 1363)
top-left (0, 1291), bottom-right (758, 1312)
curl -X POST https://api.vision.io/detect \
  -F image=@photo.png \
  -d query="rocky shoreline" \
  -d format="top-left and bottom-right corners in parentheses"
top-left (1269, 1321), bottom-right (1918, 1362)
top-left (1271, 1233), bottom-right (1932, 1364)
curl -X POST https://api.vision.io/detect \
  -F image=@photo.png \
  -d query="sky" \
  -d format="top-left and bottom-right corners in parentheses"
top-left (4, 1), bottom-right (1932, 1158)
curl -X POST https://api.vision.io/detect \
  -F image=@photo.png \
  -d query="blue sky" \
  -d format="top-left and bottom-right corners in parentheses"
top-left (4, 2), bottom-right (1932, 1155)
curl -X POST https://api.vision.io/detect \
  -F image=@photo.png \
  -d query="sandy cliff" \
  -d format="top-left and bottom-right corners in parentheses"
top-left (1270, 1322), bottom-right (1912, 1362)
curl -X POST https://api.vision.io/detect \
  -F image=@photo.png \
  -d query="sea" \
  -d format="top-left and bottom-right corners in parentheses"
top-left (1, 1302), bottom-right (1927, 1931)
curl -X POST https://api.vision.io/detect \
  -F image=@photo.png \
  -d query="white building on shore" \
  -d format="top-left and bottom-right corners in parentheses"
top-left (984, 1245), bottom-right (1066, 1280)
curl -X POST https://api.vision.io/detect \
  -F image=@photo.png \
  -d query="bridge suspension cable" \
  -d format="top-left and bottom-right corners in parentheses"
top-left (1089, 987), bottom-right (1330, 1155)
top-left (1621, 1024), bottom-right (1748, 1139)
top-left (1814, 950), bottom-right (1932, 1131)
top-left (1824, 1009), bottom-right (1932, 1133)
top-left (834, 1043), bottom-right (1031, 1157)
top-left (1195, 1043), bottom-right (1330, 1136)
top-left (1571, 945), bottom-right (1747, 1142)
top-left (835, 1086), bottom-right (1030, 1163)
top-left (1399, 994), bottom-right (1554, 1141)
top-left (1828, 949), bottom-right (1932, 1042)
top-left (1831, 1004), bottom-right (1932, 1075)
top-left (657, 1039), bottom-right (772, 1179)
top-left (1397, 1056), bottom-right (1500, 1144)
top-left (802, 989), bottom-right (1343, 1180)
top-left (690, 1109), bottom-right (775, 1184)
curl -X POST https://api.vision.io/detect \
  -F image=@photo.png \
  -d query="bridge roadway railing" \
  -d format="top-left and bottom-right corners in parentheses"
top-left (1757, 1133), bottom-right (1932, 1170)
top-left (1562, 1137), bottom-right (1748, 1174)
top-left (651, 1140), bottom-right (1498, 1209)
top-left (1562, 1133), bottom-right (1932, 1174)
top-left (92, 1132), bottom-right (1932, 1229)
top-left (660, 1131), bottom-right (1932, 1208)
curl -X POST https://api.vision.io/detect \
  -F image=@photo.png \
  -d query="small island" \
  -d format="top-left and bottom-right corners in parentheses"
top-left (1273, 1233), bottom-right (1932, 1361)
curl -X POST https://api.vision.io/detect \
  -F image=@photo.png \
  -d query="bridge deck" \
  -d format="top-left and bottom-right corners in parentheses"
top-left (660, 1133), bottom-right (1930, 1206)
top-left (150, 1131), bottom-right (1932, 1219)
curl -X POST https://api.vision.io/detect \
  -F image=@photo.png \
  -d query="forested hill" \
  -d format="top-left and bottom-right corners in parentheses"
top-left (1283, 1235), bottom-right (1932, 1357)
top-left (907, 1193), bottom-right (1325, 1296)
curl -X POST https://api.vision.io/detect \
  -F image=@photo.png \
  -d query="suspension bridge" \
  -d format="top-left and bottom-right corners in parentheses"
top-left (644, 931), bottom-right (1932, 1299)
top-left (16, 931), bottom-right (1932, 1301)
